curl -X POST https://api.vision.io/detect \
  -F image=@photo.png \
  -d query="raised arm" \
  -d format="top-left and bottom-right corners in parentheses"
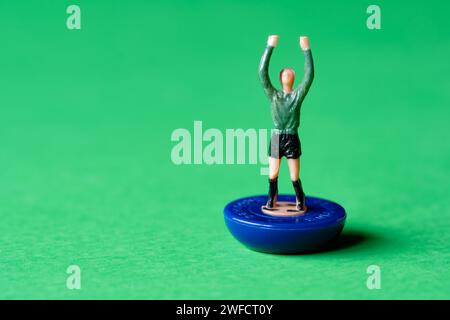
top-left (297, 36), bottom-right (314, 98)
top-left (258, 35), bottom-right (279, 98)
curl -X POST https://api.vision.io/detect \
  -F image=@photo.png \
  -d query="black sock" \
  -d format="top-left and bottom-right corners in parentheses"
top-left (267, 178), bottom-right (278, 207)
top-left (292, 179), bottom-right (305, 205)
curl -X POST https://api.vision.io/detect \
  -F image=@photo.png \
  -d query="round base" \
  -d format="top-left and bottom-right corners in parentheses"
top-left (261, 201), bottom-right (307, 216)
top-left (224, 195), bottom-right (346, 254)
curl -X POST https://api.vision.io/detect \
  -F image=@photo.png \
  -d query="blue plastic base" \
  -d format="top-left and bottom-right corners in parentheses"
top-left (224, 195), bottom-right (346, 254)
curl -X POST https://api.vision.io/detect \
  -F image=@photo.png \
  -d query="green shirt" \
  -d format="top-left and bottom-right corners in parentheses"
top-left (258, 46), bottom-right (314, 134)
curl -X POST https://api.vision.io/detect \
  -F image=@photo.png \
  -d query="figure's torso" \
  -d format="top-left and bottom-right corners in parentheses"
top-left (270, 89), bottom-right (301, 133)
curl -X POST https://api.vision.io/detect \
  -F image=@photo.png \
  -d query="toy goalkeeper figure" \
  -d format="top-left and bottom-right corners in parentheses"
top-left (259, 35), bottom-right (314, 213)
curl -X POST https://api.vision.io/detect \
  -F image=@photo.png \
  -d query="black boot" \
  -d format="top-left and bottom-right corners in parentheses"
top-left (292, 179), bottom-right (306, 211)
top-left (266, 178), bottom-right (278, 208)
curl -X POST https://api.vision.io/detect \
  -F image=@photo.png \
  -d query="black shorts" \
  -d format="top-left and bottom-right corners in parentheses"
top-left (268, 133), bottom-right (301, 159)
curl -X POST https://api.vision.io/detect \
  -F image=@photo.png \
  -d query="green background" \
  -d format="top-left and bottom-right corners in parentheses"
top-left (0, 0), bottom-right (449, 299)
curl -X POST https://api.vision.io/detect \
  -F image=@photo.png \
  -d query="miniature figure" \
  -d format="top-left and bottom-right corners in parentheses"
top-left (223, 35), bottom-right (345, 254)
top-left (259, 35), bottom-right (314, 213)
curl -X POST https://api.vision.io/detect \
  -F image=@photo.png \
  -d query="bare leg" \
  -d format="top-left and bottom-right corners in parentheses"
top-left (267, 157), bottom-right (281, 207)
top-left (269, 156), bottom-right (281, 180)
top-left (287, 158), bottom-right (306, 211)
top-left (287, 158), bottom-right (300, 181)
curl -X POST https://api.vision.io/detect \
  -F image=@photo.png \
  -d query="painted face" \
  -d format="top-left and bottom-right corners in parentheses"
top-left (280, 68), bottom-right (295, 89)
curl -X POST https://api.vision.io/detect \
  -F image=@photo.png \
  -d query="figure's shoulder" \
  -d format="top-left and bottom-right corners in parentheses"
top-left (272, 89), bottom-right (283, 99)
top-left (292, 88), bottom-right (304, 104)
top-left (265, 89), bottom-right (280, 102)
top-left (294, 86), bottom-right (305, 97)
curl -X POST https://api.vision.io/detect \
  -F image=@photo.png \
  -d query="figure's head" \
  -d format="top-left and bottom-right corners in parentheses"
top-left (279, 68), bottom-right (295, 91)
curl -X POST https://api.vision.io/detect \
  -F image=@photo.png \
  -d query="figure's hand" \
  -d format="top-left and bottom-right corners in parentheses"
top-left (300, 36), bottom-right (310, 50)
top-left (267, 35), bottom-right (279, 47)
